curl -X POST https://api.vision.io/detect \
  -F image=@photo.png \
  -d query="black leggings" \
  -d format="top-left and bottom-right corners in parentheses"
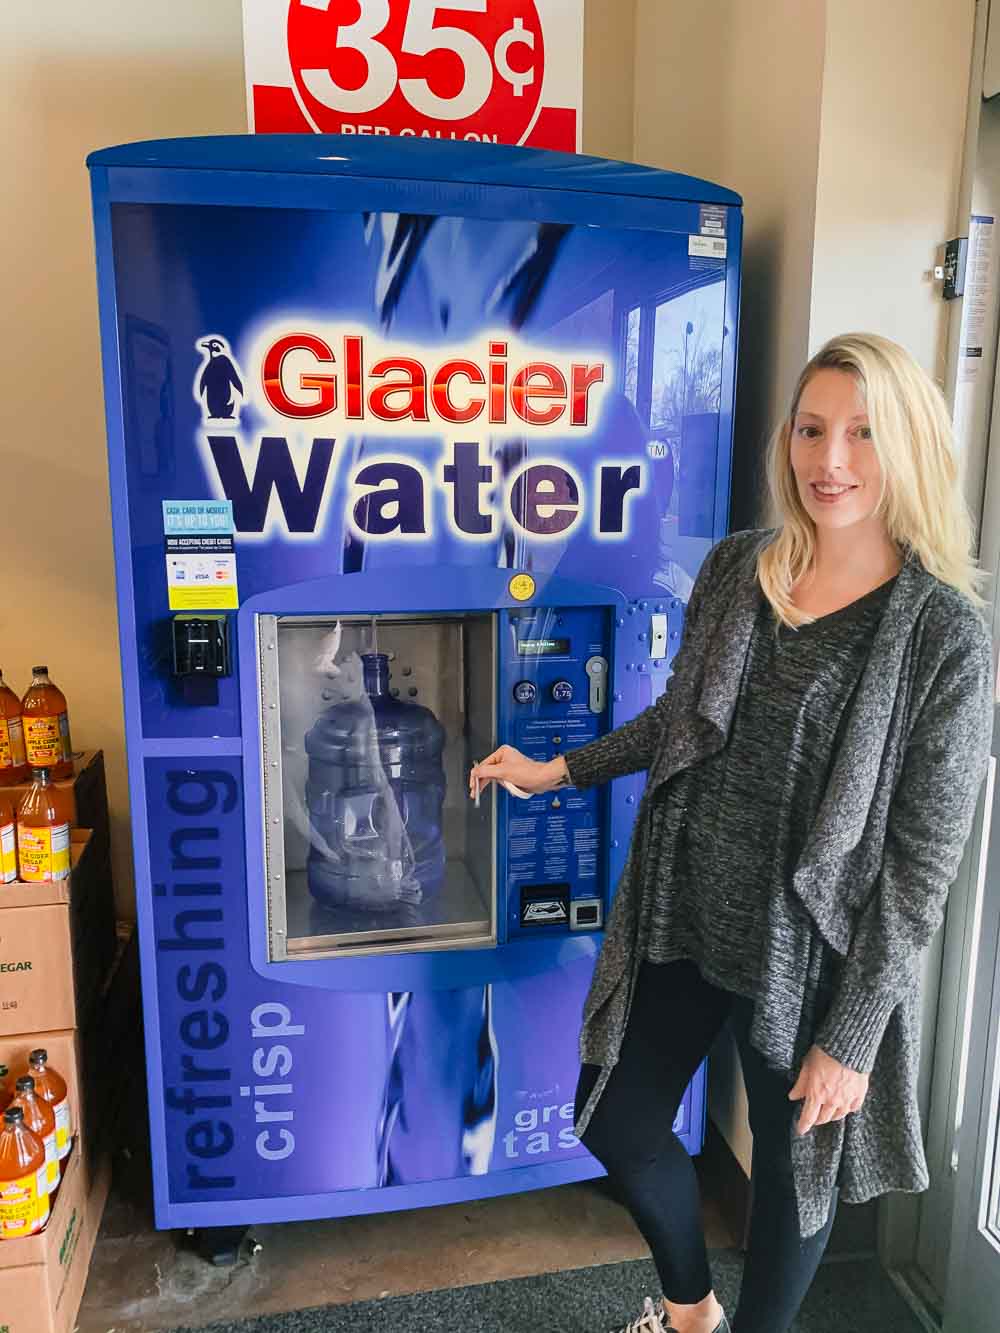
top-left (576, 960), bottom-right (838, 1333)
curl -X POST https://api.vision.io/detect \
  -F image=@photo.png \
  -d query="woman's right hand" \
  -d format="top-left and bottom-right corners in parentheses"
top-left (469, 746), bottom-right (568, 798)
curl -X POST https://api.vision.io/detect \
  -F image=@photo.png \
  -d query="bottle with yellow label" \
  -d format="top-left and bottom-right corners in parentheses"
top-left (27, 1050), bottom-right (71, 1161)
top-left (0, 671), bottom-right (28, 787)
top-left (21, 667), bottom-right (73, 780)
top-left (9, 1077), bottom-right (58, 1193)
top-left (16, 769), bottom-right (72, 883)
top-left (0, 1106), bottom-right (49, 1239)
top-left (0, 794), bottom-right (16, 885)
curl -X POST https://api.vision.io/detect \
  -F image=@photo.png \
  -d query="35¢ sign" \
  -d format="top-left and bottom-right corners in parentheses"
top-left (243, 0), bottom-right (583, 149)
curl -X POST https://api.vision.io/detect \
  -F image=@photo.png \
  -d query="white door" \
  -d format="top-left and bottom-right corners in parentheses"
top-left (945, 739), bottom-right (1000, 1332)
top-left (943, 324), bottom-right (1000, 1322)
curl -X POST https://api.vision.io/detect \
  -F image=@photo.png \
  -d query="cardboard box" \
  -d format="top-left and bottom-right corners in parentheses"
top-left (0, 832), bottom-right (114, 1036)
top-left (0, 924), bottom-right (143, 1194)
top-left (2, 753), bottom-right (115, 982)
top-left (0, 1144), bottom-right (110, 1333)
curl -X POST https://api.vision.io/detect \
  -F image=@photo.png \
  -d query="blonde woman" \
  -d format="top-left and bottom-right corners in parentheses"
top-left (471, 333), bottom-right (994, 1333)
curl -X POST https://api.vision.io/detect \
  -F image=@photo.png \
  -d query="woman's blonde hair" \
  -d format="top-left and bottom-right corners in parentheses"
top-left (758, 331), bottom-right (987, 628)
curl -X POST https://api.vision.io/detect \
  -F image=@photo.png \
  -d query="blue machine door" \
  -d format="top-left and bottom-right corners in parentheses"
top-left (240, 566), bottom-right (621, 977)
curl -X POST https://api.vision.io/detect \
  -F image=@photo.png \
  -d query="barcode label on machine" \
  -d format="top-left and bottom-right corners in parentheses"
top-left (689, 235), bottom-right (728, 259)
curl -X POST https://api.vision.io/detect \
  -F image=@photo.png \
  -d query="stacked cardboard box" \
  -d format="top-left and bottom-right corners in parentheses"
top-left (0, 751), bottom-right (117, 1333)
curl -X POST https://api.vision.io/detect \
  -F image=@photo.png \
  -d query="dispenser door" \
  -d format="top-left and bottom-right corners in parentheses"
top-left (260, 613), bottom-right (495, 960)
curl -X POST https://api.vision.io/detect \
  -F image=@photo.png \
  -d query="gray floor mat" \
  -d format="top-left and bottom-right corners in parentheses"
top-left (165, 1251), bottom-right (923, 1332)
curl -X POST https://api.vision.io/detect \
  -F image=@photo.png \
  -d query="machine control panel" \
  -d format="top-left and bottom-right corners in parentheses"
top-left (499, 605), bottom-right (612, 938)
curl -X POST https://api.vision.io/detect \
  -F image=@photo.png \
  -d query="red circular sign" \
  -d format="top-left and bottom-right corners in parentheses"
top-left (286, 0), bottom-right (544, 145)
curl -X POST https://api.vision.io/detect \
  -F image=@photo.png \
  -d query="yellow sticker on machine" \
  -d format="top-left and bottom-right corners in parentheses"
top-left (168, 585), bottom-right (239, 611)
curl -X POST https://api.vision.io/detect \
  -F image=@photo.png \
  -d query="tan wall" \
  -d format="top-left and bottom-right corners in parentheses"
top-left (0, 0), bottom-right (247, 912)
top-left (583, 0), bottom-right (636, 160)
top-left (809, 0), bottom-right (975, 377)
top-left (633, 0), bottom-right (827, 530)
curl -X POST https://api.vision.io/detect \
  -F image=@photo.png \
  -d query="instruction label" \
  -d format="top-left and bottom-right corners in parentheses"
top-left (163, 501), bottom-right (239, 611)
top-left (959, 215), bottom-right (995, 383)
top-left (699, 204), bottom-right (727, 237)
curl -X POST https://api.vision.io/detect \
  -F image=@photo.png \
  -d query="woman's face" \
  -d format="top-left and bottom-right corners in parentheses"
top-left (789, 368), bottom-right (885, 532)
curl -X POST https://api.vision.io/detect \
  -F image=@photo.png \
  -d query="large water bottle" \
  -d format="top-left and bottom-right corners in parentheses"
top-left (305, 653), bottom-right (447, 912)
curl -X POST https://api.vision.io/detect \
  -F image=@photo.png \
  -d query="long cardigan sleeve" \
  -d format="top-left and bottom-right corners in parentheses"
top-left (815, 615), bottom-right (994, 1072)
top-left (564, 538), bottom-right (727, 789)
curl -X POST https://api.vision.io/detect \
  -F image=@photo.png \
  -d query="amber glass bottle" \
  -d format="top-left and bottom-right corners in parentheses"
top-left (16, 770), bottom-right (73, 883)
top-left (27, 1050), bottom-right (71, 1162)
top-left (8, 1077), bottom-right (58, 1193)
top-left (0, 793), bottom-right (15, 884)
top-left (0, 671), bottom-right (28, 786)
top-left (0, 1106), bottom-right (49, 1239)
top-left (21, 667), bottom-right (73, 781)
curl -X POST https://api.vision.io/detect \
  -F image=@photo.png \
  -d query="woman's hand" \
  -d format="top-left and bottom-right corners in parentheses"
top-left (788, 1044), bottom-right (870, 1135)
top-left (469, 746), bottom-right (568, 797)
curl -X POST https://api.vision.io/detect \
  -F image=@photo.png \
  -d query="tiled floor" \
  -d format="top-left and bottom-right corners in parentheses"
top-left (78, 1142), bottom-right (739, 1332)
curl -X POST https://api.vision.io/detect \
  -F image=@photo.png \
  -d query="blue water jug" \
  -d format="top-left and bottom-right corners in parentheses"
top-left (305, 653), bottom-right (447, 912)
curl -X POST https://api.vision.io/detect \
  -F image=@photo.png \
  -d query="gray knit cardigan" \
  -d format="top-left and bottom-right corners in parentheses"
top-left (565, 527), bottom-right (994, 1238)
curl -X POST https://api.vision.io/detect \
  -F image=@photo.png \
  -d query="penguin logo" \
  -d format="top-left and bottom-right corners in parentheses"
top-left (196, 337), bottom-right (244, 421)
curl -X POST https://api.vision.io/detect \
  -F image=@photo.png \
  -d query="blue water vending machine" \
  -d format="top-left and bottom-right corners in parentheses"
top-left (87, 136), bottom-right (741, 1233)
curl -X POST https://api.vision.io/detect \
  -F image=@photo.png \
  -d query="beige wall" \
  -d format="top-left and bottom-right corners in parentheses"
top-left (0, 0), bottom-right (247, 911)
top-left (633, 0), bottom-right (827, 529)
top-left (809, 0), bottom-right (975, 378)
top-left (583, 0), bottom-right (636, 160)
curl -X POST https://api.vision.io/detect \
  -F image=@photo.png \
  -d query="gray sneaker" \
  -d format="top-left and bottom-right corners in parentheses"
top-left (614, 1297), bottom-right (666, 1333)
top-left (662, 1311), bottom-right (730, 1333)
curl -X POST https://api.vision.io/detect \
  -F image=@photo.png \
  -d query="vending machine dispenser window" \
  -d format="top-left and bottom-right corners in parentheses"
top-left (259, 612), bottom-right (496, 961)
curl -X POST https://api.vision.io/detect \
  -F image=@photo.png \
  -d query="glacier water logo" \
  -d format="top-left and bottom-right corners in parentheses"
top-left (192, 324), bottom-right (647, 545)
